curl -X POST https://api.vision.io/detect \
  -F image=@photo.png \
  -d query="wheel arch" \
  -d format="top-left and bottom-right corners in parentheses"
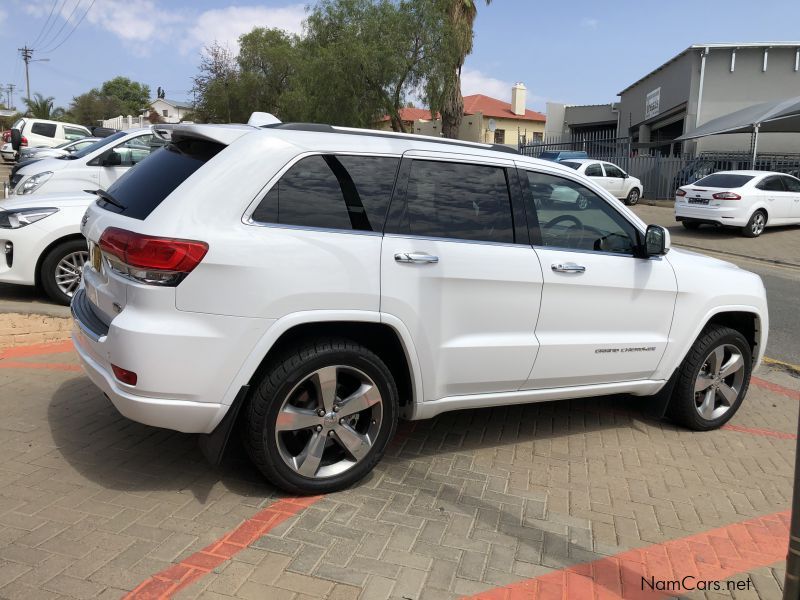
top-left (34, 233), bottom-right (86, 288)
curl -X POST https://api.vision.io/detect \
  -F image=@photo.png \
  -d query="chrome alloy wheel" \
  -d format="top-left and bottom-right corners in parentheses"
top-left (275, 365), bottom-right (383, 479)
top-left (751, 212), bottom-right (766, 236)
top-left (55, 250), bottom-right (88, 297)
top-left (693, 343), bottom-right (746, 420)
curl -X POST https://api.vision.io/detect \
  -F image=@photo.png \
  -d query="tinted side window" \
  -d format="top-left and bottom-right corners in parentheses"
top-left (252, 155), bottom-right (399, 232)
top-left (31, 122), bottom-right (57, 137)
top-left (524, 171), bottom-right (638, 255)
top-left (403, 160), bottom-right (514, 244)
top-left (63, 126), bottom-right (87, 140)
top-left (603, 164), bottom-right (624, 178)
top-left (780, 176), bottom-right (800, 193)
top-left (757, 176), bottom-right (785, 192)
top-left (584, 163), bottom-right (603, 177)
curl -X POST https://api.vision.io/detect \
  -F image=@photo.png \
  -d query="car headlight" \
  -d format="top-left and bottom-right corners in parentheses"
top-left (17, 171), bottom-right (53, 195)
top-left (0, 207), bottom-right (59, 229)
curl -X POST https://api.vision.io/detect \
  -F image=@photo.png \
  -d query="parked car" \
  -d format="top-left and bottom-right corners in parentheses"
top-left (9, 129), bottom-right (164, 196)
top-left (72, 117), bottom-right (768, 494)
top-left (0, 192), bottom-right (93, 304)
top-left (560, 159), bottom-right (644, 205)
top-left (19, 137), bottom-right (101, 161)
top-left (8, 118), bottom-right (92, 160)
top-left (538, 150), bottom-right (589, 162)
top-left (675, 170), bottom-right (800, 237)
top-left (0, 142), bottom-right (14, 163)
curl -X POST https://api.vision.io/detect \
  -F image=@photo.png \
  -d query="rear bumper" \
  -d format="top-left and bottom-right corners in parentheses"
top-left (71, 287), bottom-right (270, 433)
top-left (674, 203), bottom-right (749, 227)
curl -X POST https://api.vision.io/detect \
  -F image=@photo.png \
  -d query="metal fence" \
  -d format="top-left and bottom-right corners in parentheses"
top-left (519, 134), bottom-right (800, 199)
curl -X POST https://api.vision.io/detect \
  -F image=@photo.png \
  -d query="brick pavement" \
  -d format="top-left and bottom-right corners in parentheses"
top-left (0, 340), bottom-right (797, 600)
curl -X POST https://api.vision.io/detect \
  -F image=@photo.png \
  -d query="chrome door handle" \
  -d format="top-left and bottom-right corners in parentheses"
top-left (394, 252), bottom-right (439, 264)
top-left (551, 262), bottom-right (586, 273)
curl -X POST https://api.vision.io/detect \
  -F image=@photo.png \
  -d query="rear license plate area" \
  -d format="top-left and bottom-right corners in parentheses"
top-left (688, 198), bottom-right (709, 205)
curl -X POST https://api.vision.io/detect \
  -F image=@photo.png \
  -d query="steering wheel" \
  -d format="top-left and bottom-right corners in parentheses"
top-left (543, 214), bottom-right (583, 230)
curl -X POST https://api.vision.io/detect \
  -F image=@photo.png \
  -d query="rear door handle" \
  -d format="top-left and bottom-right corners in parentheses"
top-left (394, 252), bottom-right (439, 264)
top-left (551, 262), bottom-right (586, 273)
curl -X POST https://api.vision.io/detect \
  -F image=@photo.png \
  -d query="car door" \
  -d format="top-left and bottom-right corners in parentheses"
top-left (755, 175), bottom-right (793, 221)
top-left (601, 163), bottom-right (626, 198)
top-left (97, 134), bottom-right (161, 189)
top-left (381, 152), bottom-right (543, 401)
top-left (583, 162), bottom-right (606, 190)
top-left (779, 175), bottom-right (800, 221)
top-left (517, 165), bottom-right (677, 388)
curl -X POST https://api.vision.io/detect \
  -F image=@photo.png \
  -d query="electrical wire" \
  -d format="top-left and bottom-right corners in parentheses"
top-left (30, 0), bottom-right (64, 47)
top-left (40, 0), bottom-right (87, 54)
top-left (41, 0), bottom-right (96, 55)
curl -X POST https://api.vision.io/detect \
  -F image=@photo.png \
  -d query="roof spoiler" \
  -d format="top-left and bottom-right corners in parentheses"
top-left (247, 112), bottom-right (281, 127)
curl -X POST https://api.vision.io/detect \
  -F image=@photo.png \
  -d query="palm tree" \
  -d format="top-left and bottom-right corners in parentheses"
top-left (23, 93), bottom-right (56, 119)
top-left (439, 0), bottom-right (491, 139)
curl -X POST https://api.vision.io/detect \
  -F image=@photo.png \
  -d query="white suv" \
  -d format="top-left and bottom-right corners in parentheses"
top-left (72, 119), bottom-right (768, 494)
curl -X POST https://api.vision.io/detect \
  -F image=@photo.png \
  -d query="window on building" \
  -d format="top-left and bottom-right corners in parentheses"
top-left (402, 160), bottom-right (514, 244)
top-left (532, 132), bottom-right (543, 142)
top-left (162, 109), bottom-right (169, 117)
top-left (493, 129), bottom-right (505, 144)
top-left (252, 155), bottom-right (400, 232)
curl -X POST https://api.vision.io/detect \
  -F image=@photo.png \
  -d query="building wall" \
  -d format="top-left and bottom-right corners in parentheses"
top-left (150, 99), bottom-right (190, 123)
top-left (475, 116), bottom-right (545, 145)
top-left (696, 46), bottom-right (800, 153)
top-left (412, 115), bottom-right (483, 143)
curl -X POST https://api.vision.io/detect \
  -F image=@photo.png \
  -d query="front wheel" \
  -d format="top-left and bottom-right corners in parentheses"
top-left (625, 188), bottom-right (640, 206)
top-left (668, 325), bottom-right (752, 431)
top-left (681, 220), bottom-right (701, 230)
top-left (243, 339), bottom-right (398, 494)
top-left (40, 239), bottom-right (88, 305)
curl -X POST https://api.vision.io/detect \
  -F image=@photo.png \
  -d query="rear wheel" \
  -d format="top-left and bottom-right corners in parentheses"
top-left (625, 188), bottom-right (640, 206)
top-left (243, 338), bottom-right (398, 494)
top-left (742, 210), bottom-right (767, 237)
top-left (668, 325), bottom-right (751, 431)
top-left (40, 239), bottom-right (88, 305)
top-left (681, 220), bottom-right (701, 230)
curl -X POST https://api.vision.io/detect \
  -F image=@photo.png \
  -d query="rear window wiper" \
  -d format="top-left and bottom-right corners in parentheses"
top-left (87, 189), bottom-right (125, 211)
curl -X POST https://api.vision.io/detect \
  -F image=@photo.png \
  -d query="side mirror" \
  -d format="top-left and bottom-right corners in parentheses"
top-left (102, 150), bottom-right (122, 166)
top-left (644, 225), bottom-right (670, 256)
top-left (622, 173), bottom-right (629, 179)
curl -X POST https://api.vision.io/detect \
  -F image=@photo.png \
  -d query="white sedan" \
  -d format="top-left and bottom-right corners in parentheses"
top-left (675, 170), bottom-right (800, 237)
top-left (559, 159), bottom-right (644, 205)
top-left (0, 192), bottom-right (93, 304)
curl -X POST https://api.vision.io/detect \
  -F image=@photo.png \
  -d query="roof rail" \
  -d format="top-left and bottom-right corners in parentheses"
top-left (261, 122), bottom-right (520, 155)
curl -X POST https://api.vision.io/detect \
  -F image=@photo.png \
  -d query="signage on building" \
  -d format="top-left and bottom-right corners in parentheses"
top-left (645, 87), bottom-right (661, 120)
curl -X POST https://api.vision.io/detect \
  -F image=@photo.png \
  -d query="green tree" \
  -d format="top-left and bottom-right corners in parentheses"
top-left (191, 43), bottom-right (243, 123)
top-left (99, 77), bottom-right (151, 115)
top-left (65, 77), bottom-right (151, 126)
top-left (23, 93), bottom-right (57, 119)
top-left (429, 0), bottom-right (491, 138)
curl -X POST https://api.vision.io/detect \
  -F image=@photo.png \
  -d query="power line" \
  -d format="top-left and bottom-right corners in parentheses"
top-left (41, 0), bottom-right (96, 55)
top-left (30, 0), bottom-right (64, 48)
top-left (39, 0), bottom-right (85, 54)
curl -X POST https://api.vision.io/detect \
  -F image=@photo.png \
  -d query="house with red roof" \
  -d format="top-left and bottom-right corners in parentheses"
top-left (376, 83), bottom-right (545, 147)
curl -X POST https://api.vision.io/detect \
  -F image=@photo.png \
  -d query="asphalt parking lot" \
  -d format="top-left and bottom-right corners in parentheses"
top-left (0, 340), bottom-right (798, 599)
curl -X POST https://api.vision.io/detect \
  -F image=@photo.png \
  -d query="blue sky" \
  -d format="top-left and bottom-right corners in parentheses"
top-left (2, 0), bottom-right (800, 114)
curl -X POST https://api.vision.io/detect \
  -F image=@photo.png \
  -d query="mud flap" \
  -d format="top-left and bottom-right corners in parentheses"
top-left (644, 369), bottom-right (679, 419)
top-left (198, 385), bottom-right (249, 466)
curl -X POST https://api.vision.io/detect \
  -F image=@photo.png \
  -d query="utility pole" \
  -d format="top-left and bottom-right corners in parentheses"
top-left (5, 84), bottom-right (15, 110)
top-left (18, 46), bottom-right (33, 103)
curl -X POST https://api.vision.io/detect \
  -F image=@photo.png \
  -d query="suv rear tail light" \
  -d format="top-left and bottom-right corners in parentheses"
top-left (712, 192), bottom-right (741, 200)
top-left (98, 227), bottom-right (208, 286)
top-left (20, 136), bottom-right (27, 147)
top-left (111, 364), bottom-right (138, 386)
top-left (675, 188), bottom-right (687, 197)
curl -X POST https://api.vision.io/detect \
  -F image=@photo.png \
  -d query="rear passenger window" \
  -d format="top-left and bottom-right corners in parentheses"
top-left (756, 176), bottom-right (785, 192)
top-left (252, 155), bottom-right (399, 232)
top-left (584, 163), bottom-right (603, 177)
top-left (401, 160), bottom-right (514, 243)
top-left (31, 122), bottom-right (57, 137)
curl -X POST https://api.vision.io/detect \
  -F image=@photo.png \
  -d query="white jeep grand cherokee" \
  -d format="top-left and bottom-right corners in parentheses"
top-left (72, 118), bottom-right (768, 494)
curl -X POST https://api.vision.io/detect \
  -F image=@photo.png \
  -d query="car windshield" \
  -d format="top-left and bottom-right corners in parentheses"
top-left (560, 161), bottom-right (581, 170)
top-left (68, 131), bottom-right (129, 159)
top-left (693, 174), bottom-right (754, 188)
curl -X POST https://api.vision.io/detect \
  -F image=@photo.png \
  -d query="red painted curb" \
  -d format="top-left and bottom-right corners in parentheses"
top-left (124, 496), bottom-right (322, 599)
top-left (461, 510), bottom-right (790, 599)
top-left (753, 377), bottom-right (800, 401)
top-left (0, 361), bottom-right (82, 372)
top-left (0, 339), bottom-right (74, 360)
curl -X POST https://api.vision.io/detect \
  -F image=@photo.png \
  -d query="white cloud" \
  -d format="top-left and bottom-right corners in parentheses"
top-left (0, 8), bottom-right (7, 26)
top-left (184, 5), bottom-right (307, 54)
top-left (461, 67), bottom-right (513, 102)
top-left (580, 17), bottom-right (599, 29)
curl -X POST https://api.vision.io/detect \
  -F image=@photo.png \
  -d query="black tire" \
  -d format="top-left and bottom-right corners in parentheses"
top-left (624, 188), bottom-right (640, 206)
top-left (40, 239), bottom-right (89, 305)
top-left (668, 325), bottom-right (752, 431)
top-left (243, 338), bottom-right (398, 494)
top-left (681, 221), bottom-right (701, 230)
top-left (742, 210), bottom-right (767, 238)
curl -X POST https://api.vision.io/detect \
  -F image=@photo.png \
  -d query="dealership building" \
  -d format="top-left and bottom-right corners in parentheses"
top-left (547, 42), bottom-right (800, 155)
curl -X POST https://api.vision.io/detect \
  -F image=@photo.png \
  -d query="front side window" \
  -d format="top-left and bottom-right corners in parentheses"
top-left (603, 163), bottom-right (625, 178)
top-left (781, 176), bottom-right (800, 193)
top-left (252, 155), bottom-right (400, 232)
top-left (401, 160), bottom-right (514, 244)
top-left (524, 170), bottom-right (638, 255)
top-left (110, 135), bottom-right (164, 166)
top-left (584, 163), bottom-right (603, 177)
top-left (31, 122), bottom-right (57, 137)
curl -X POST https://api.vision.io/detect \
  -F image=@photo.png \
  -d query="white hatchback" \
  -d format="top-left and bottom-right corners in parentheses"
top-left (675, 170), bottom-right (800, 237)
top-left (560, 159), bottom-right (644, 205)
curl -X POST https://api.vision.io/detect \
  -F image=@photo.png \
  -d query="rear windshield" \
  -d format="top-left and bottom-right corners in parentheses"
top-left (560, 161), bottom-right (581, 170)
top-left (99, 139), bottom-right (225, 220)
top-left (693, 174), bottom-right (754, 188)
top-left (538, 152), bottom-right (558, 160)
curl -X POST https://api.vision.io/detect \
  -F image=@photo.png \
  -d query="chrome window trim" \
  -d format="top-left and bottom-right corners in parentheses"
top-left (384, 232), bottom-right (526, 249)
